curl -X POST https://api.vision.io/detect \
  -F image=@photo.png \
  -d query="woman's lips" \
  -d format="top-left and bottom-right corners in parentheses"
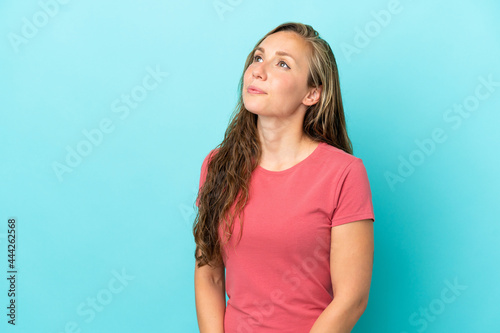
top-left (247, 85), bottom-right (266, 94)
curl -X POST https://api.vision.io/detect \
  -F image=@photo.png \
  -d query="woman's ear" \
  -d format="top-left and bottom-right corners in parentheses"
top-left (304, 85), bottom-right (322, 106)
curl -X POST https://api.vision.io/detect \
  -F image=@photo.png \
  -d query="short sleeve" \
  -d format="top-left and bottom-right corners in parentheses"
top-left (196, 149), bottom-right (217, 207)
top-left (330, 158), bottom-right (375, 227)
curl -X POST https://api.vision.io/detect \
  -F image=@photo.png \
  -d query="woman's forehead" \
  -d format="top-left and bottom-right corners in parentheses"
top-left (256, 31), bottom-right (311, 65)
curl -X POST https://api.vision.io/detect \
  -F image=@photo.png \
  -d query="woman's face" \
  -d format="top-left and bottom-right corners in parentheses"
top-left (243, 31), bottom-right (316, 118)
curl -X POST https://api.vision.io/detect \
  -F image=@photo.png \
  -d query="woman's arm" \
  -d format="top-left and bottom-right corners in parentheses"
top-left (194, 249), bottom-right (226, 333)
top-left (309, 219), bottom-right (374, 333)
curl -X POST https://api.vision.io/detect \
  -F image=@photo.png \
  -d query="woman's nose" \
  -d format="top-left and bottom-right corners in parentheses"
top-left (252, 62), bottom-right (267, 80)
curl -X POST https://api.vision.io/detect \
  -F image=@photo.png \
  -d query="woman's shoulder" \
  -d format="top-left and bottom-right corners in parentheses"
top-left (317, 142), bottom-right (363, 165)
top-left (313, 143), bottom-right (370, 186)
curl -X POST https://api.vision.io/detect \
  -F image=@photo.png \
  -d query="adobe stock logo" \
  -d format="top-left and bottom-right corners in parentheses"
top-left (212, 0), bottom-right (243, 21)
top-left (341, 0), bottom-right (403, 63)
top-left (385, 74), bottom-right (500, 191)
top-left (52, 65), bottom-right (169, 182)
top-left (57, 268), bottom-right (135, 333)
top-left (400, 277), bottom-right (467, 333)
top-left (235, 235), bottom-right (331, 332)
top-left (7, 0), bottom-right (72, 53)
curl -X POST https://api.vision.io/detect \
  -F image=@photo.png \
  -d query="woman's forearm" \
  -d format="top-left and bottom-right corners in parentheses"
top-left (309, 296), bottom-right (367, 333)
top-left (195, 277), bottom-right (226, 333)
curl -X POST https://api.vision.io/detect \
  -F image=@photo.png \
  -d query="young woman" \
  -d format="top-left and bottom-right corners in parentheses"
top-left (193, 22), bottom-right (375, 333)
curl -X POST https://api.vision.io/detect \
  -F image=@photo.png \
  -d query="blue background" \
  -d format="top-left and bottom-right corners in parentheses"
top-left (1, 0), bottom-right (499, 332)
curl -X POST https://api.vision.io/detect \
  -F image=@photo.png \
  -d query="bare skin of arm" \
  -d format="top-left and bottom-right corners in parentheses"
top-left (194, 249), bottom-right (226, 333)
top-left (309, 219), bottom-right (374, 333)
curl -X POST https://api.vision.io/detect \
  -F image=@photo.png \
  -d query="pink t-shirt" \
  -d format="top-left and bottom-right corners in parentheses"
top-left (196, 142), bottom-right (375, 332)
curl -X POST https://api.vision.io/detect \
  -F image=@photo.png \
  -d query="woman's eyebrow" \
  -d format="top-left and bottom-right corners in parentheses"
top-left (255, 47), bottom-right (296, 63)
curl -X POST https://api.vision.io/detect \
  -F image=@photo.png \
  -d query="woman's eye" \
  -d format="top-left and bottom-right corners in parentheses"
top-left (253, 55), bottom-right (290, 69)
top-left (278, 61), bottom-right (290, 69)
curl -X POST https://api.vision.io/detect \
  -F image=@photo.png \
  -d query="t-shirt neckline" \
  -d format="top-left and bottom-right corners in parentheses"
top-left (255, 142), bottom-right (325, 175)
